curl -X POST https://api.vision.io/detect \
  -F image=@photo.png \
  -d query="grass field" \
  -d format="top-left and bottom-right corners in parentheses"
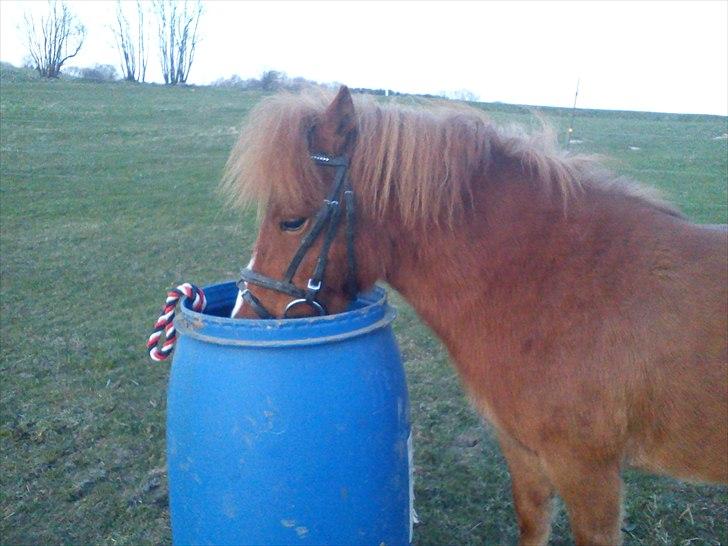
top-left (1, 64), bottom-right (726, 545)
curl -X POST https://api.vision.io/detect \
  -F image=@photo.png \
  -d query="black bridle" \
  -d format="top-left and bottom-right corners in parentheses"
top-left (236, 153), bottom-right (358, 319)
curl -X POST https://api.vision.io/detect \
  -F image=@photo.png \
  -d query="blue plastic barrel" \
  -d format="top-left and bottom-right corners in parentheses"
top-left (167, 281), bottom-right (412, 546)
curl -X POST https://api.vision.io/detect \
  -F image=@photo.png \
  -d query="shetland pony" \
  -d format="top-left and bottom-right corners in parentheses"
top-left (222, 86), bottom-right (727, 546)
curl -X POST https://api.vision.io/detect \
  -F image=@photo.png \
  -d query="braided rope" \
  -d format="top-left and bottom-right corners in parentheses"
top-left (147, 283), bottom-right (206, 362)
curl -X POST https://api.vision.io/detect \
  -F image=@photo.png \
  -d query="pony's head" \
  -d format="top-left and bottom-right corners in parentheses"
top-left (222, 86), bottom-right (382, 318)
top-left (222, 85), bottom-right (507, 319)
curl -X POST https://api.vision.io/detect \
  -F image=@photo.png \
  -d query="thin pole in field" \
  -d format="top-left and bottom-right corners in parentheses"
top-left (566, 78), bottom-right (580, 149)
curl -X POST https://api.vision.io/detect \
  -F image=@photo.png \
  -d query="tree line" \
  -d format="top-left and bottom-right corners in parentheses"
top-left (21, 0), bottom-right (202, 85)
top-left (19, 0), bottom-right (480, 102)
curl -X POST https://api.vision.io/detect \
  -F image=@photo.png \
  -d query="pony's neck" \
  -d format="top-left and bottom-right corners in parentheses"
top-left (377, 165), bottom-right (592, 376)
top-left (375, 164), bottom-right (677, 383)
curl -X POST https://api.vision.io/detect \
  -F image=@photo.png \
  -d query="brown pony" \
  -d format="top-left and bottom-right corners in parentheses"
top-left (222, 86), bottom-right (727, 546)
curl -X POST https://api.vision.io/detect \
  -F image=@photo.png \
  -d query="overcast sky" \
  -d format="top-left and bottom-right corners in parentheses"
top-left (1, 1), bottom-right (726, 115)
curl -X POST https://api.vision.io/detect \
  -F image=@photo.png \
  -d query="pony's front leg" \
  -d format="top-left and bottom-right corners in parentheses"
top-left (546, 456), bottom-right (624, 546)
top-left (499, 434), bottom-right (554, 546)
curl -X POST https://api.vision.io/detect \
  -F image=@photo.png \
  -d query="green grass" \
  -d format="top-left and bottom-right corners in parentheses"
top-left (1, 65), bottom-right (726, 545)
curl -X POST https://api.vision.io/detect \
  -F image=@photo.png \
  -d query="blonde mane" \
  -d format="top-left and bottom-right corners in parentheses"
top-left (221, 91), bottom-right (679, 226)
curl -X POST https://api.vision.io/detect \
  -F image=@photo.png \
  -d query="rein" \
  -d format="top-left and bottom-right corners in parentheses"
top-left (237, 153), bottom-right (359, 318)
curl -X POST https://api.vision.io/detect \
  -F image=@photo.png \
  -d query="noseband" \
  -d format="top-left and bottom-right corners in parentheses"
top-left (236, 153), bottom-right (358, 319)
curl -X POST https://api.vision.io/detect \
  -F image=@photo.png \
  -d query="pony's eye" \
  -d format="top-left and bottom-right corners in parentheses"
top-left (280, 217), bottom-right (307, 232)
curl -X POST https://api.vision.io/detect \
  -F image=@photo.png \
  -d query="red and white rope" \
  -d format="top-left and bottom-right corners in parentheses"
top-left (147, 283), bottom-right (206, 362)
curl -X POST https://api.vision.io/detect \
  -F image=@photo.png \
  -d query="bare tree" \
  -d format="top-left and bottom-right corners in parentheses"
top-left (112, 0), bottom-right (148, 82)
top-left (22, 1), bottom-right (86, 79)
top-left (260, 70), bottom-right (285, 92)
top-left (447, 89), bottom-right (480, 102)
top-left (153, 0), bottom-right (203, 85)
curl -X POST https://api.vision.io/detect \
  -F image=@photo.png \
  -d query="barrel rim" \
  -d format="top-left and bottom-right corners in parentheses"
top-left (175, 282), bottom-right (397, 347)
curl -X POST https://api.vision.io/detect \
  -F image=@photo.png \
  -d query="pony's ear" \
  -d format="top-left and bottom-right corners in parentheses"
top-left (312, 86), bottom-right (357, 155)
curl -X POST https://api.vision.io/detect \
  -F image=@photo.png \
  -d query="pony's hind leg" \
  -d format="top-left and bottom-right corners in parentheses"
top-left (499, 435), bottom-right (554, 546)
top-left (546, 456), bottom-right (624, 546)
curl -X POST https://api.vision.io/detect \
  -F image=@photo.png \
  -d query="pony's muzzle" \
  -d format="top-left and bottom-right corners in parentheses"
top-left (241, 288), bottom-right (276, 319)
